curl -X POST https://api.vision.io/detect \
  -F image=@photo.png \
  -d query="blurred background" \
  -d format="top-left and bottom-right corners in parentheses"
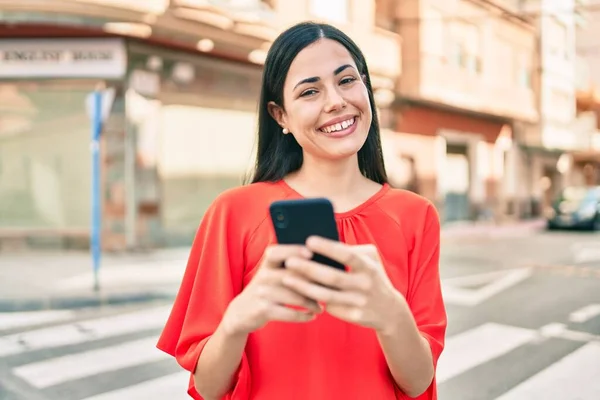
top-left (0, 0), bottom-right (598, 252)
top-left (0, 1), bottom-right (599, 400)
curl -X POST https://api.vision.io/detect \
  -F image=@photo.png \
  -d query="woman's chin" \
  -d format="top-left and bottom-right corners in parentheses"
top-left (319, 136), bottom-right (368, 160)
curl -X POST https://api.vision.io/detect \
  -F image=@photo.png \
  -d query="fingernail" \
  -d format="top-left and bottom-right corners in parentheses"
top-left (301, 247), bottom-right (313, 258)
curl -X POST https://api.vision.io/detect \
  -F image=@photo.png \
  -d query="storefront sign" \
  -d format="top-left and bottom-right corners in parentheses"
top-left (0, 38), bottom-right (127, 79)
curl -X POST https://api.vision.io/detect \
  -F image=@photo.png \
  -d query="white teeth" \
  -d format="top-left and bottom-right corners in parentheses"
top-left (321, 117), bottom-right (355, 133)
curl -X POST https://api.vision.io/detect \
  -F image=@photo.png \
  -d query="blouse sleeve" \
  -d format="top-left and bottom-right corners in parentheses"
top-left (397, 202), bottom-right (447, 400)
top-left (156, 196), bottom-right (250, 400)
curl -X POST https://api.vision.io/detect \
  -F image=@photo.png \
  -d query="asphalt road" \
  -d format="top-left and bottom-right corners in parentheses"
top-left (438, 228), bottom-right (600, 400)
top-left (1, 228), bottom-right (599, 400)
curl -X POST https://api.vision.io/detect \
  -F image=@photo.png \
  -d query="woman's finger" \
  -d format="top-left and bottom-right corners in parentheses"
top-left (305, 237), bottom-right (375, 273)
top-left (259, 284), bottom-right (323, 313)
top-left (284, 257), bottom-right (372, 291)
top-left (266, 303), bottom-right (317, 323)
top-left (281, 275), bottom-right (367, 307)
top-left (261, 244), bottom-right (313, 269)
top-left (324, 304), bottom-right (367, 326)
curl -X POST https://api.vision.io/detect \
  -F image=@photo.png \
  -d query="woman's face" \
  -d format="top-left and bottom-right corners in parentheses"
top-left (269, 38), bottom-right (372, 161)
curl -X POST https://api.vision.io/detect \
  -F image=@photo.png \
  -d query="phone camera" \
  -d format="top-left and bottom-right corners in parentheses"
top-left (273, 209), bottom-right (288, 229)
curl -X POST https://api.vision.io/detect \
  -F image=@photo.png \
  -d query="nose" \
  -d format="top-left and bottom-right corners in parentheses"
top-left (323, 86), bottom-right (347, 113)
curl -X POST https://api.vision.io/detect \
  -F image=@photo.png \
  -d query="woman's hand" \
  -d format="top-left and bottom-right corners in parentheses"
top-left (221, 245), bottom-right (322, 337)
top-left (281, 236), bottom-right (404, 334)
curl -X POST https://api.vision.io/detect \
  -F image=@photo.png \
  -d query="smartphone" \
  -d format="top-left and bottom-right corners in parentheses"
top-left (269, 198), bottom-right (346, 271)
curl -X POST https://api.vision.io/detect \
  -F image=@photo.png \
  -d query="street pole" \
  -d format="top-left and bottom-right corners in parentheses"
top-left (91, 89), bottom-right (102, 292)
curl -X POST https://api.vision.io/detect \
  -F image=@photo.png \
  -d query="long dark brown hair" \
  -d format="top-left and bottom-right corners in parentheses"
top-left (247, 21), bottom-right (387, 184)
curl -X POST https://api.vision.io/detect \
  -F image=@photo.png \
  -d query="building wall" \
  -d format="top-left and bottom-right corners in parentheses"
top-left (0, 37), bottom-right (128, 250)
top-left (397, 0), bottom-right (538, 123)
top-left (273, 0), bottom-right (402, 91)
top-left (511, 0), bottom-right (580, 216)
top-left (381, 129), bottom-right (439, 199)
top-left (538, 0), bottom-right (578, 149)
top-left (0, 0), bottom-right (404, 250)
top-left (575, 0), bottom-right (600, 90)
top-left (381, 0), bottom-right (538, 221)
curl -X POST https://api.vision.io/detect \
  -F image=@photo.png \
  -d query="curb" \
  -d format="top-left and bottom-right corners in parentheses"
top-left (0, 289), bottom-right (177, 312)
top-left (441, 220), bottom-right (546, 239)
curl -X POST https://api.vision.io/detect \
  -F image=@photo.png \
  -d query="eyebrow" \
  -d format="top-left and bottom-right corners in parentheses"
top-left (293, 64), bottom-right (355, 91)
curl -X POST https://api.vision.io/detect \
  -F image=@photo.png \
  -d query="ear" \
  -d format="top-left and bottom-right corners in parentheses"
top-left (361, 74), bottom-right (367, 83)
top-left (267, 101), bottom-right (287, 129)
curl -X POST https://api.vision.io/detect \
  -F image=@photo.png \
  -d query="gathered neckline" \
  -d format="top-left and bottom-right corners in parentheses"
top-left (276, 179), bottom-right (390, 219)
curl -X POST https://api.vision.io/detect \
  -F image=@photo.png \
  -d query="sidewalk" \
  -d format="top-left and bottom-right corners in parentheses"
top-left (0, 219), bottom-right (546, 312)
top-left (441, 218), bottom-right (546, 240)
top-left (0, 248), bottom-right (189, 312)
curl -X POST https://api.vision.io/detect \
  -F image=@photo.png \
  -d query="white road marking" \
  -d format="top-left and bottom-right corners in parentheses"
top-left (436, 323), bottom-right (538, 383)
top-left (12, 337), bottom-right (167, 388)
top-left (571, 242), bottom-right (600, 264)
top-left (495, 342), bottom-right (600, 400)
top-left (569, 304), bottom-right (600, 323)
top-left (442, 268), bottom-right (533, 307)
top-left (0, 310), bottom-right (75, 331)
top-left (82, 371), bottom-right (190, 400)
top-left (0, 305), bottom-right (171, 357)
top-left (538, 322), bottom-right (600, 343)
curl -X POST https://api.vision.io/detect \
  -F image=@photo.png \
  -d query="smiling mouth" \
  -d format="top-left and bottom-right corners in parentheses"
top-left (318, 117), bottom-right (356, 133)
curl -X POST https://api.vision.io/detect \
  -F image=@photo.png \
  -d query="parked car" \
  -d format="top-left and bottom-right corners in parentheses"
top-left (545, 186), bottom-right (600, 231)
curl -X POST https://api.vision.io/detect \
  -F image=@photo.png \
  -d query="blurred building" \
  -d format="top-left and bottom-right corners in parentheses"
top-left (376, 0), bottom-right (539, 223)
top-left (516, 0), bottom-right (591, 217)
top-left (0, 0), bottom-right (400, 250)
top-left (572, 0), bottom-right (600, 190)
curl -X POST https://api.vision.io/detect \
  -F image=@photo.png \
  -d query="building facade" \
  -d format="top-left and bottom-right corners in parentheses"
top-left (0, 0), bottom-right (401, 251)
top-left (521, 0), bottom-right (597, 215)
top-left (514, 0), bottom-right (583, 216)
top-left (377, 0), bottom-right (539, 223)
top-left (573, 0), bottom-right (600, 182)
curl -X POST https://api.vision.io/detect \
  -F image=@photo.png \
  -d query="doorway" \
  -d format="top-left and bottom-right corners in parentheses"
top-left (444, 143), bottom-right (471, 222)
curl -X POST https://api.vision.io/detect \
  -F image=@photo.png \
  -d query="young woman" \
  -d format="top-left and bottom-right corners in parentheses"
top-left (157, 21), bottom-right (446, 400)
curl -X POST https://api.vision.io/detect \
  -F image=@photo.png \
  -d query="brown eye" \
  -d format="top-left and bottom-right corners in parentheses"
top-left (300, 89), bottom-right (318, 97)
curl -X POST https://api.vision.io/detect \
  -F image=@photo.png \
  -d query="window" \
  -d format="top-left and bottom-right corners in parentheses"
top-left (448, 20), bottom-right (481, 73)
top-left (309, 0), bottom-right (348, 24)
top-left (515, 51), bottom-right (532, 88)
top-left (0, 81), bottom-right (100, 229)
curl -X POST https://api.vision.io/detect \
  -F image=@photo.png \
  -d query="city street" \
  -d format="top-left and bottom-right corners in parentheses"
top-left (438, 228), bottom-right (600, 400)
top-left (0, 228), bottom-right (599, 400)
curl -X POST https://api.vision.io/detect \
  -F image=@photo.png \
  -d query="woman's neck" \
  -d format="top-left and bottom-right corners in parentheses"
top-left (284, 154), bottom-right (382, 213)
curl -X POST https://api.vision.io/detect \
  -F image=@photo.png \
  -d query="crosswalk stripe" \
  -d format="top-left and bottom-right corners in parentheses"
top-left (494, 342), bottom-right (600, 400)
top-left (81, 371), bottom-right (190, 400)
top-left (0, 305), bottom-right (171, 357)
top-left (12, 337), bottom-right (167, 389)
top-left (573, 247), bottom-right (600, 264)
top-left (0, 310), bottom-right (76, 331)
top-left (436, 323), bottom-right (538, 383)
top-left (569, 304), bottom-right (600, 323)
top-left (3, 305), bottom-right (597, 400)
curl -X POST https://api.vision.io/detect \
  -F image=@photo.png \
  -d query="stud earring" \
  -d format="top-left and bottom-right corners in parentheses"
top-left (282, 128), bottom-right (289, 134)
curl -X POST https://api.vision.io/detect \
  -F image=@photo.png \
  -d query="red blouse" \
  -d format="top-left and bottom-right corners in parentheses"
top-left (157, 180), bottom-right (447, 400)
